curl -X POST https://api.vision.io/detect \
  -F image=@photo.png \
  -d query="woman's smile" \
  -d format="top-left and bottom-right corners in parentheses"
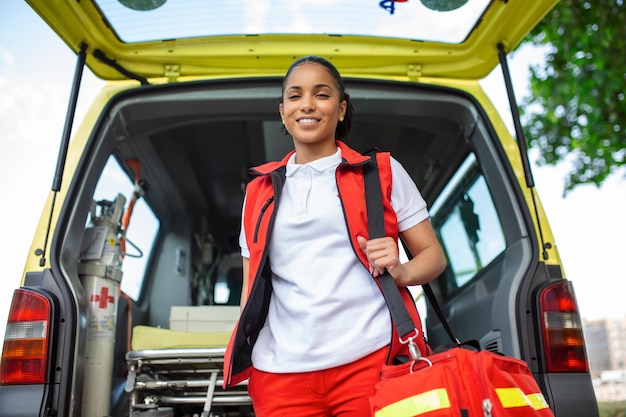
top-left (297, 117), bottom-right (321, 126)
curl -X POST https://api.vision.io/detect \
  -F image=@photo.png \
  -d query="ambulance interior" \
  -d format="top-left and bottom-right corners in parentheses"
top-left (71, 78), bottom-right (525, 416)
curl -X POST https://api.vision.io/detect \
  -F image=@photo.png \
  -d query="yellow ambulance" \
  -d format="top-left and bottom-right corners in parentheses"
top-left (0, 1), bottom-right (598, 416)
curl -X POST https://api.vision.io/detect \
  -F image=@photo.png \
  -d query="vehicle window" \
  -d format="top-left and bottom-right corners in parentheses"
top-left (92, 156), bottom-right (159, 301)
top-left (430, 154), bottom-right (505, 295)
top-left (94, 0), bottom-right (490, 44)
top-left (213, 253), bottom-right (244, 306)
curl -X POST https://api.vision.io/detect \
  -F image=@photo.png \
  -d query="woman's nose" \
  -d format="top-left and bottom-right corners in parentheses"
top-left (300, 95), bottom-right (315, 111)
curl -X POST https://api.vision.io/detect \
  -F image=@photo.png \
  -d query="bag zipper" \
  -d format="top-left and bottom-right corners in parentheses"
top-left (482, 399), bottom-right (493, 417)
top-left (477, 351), bottom-right (494, 417)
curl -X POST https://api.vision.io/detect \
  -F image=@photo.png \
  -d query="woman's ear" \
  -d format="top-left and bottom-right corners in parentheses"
top-left (278, 103), bottom-right (284, 123)
top-left (339, 100), bottom-right (347, 121)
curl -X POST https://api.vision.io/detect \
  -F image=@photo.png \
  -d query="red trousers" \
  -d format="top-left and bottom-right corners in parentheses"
top-left (248, 346), bottom-right (388, 417)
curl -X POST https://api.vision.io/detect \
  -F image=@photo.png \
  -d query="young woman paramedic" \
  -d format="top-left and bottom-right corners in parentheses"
top-left (223, 55), bottom-right (446, 416)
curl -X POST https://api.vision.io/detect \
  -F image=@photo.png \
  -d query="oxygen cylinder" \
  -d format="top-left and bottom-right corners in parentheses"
top-left (78, 194), bottom-right (126, 417)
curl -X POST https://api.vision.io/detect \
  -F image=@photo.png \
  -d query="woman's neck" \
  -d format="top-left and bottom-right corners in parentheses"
top-left (293, 140), bottom-right (337, 164)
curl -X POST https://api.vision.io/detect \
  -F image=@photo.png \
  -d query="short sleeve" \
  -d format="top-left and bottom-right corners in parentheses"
top-left (390, 156), bottom-right (429, 232)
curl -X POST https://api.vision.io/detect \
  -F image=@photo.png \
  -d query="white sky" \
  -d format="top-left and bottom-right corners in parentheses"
top-left (1, 1), bottom-right (625, 344)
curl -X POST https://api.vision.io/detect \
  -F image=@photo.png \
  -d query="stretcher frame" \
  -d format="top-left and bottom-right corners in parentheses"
top-left (125, 347), bottom-right (251, 416)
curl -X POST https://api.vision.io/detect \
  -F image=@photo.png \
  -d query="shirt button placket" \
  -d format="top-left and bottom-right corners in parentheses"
top-left (295, 168), bottom-right (311, 216)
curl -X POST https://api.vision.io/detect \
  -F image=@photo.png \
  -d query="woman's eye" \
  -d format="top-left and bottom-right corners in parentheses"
top-left (288, 94), bottom-right (301, 100)
top-left (317, 93), bottom-right (330, 98)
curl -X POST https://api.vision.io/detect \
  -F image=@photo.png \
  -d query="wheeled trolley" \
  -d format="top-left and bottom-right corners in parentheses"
top-left (125, 326), bottom-right (253, 417)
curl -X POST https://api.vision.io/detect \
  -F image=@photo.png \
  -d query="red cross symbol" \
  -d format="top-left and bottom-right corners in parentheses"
top-left (91, 287), bottom-right (114, 309)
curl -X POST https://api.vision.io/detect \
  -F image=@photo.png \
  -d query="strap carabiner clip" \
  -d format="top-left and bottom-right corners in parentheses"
top-left (399, 328), bottom-right (421, 361)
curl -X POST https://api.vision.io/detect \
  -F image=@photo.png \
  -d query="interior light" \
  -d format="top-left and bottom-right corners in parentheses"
top-left (420, 0), bottom-right (469, 11)
top-left (118, 0), bottom-right (166, 11)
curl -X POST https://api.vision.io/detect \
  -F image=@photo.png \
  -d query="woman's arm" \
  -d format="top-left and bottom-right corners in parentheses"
top-left (240, 257), bottom-right (250, 311)
top-left (358, 219), bottom-right (445, 286)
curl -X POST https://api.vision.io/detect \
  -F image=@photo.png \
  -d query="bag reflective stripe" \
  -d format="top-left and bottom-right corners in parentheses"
top-left (375, 388), bottom-right (551, 417)
top-left (374, 388), bottom-right (451, 416)
top-left (526, 393), bottom-right (551, 411)
top-left (496, 387), bottom-right (536, 408)
top-left (370, 347), bottom-right (556, 417)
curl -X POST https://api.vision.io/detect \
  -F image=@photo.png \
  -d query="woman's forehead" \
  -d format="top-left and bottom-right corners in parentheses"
top-left (284, 62), bottom-right (338, 88)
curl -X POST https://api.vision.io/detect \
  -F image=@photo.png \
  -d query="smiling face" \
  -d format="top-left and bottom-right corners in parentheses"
top-left (279, 61), bottom-right (347, 162)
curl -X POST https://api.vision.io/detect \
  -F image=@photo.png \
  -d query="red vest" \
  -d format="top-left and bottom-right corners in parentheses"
top-left (223, 141), bottom-right (428, 388)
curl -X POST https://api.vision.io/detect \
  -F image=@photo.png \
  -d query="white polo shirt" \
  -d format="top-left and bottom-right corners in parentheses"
top-left (240, 147), bottom-right (428, 372)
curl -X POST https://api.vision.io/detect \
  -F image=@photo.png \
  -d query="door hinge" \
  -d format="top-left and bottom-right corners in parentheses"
top-left (407, 64), bottom-right (422, 81)
top-left (164, 64), bottom-right (181, 81)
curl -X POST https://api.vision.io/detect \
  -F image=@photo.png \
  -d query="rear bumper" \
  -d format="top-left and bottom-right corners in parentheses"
top-left (539, 372), bottom-right (599, 417)
top-left (0, 384), bottom-right (46, 416)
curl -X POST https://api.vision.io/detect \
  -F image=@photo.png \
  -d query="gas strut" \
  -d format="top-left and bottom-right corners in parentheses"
top-left (36, 42), bottom-right (87, 267)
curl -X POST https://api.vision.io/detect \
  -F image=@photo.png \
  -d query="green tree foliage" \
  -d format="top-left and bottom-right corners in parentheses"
top-left (522, 0), bottom-right (625, 193)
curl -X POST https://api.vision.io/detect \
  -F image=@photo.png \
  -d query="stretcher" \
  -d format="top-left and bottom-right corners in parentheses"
top-left (125, 325), bottom-right (252, 417)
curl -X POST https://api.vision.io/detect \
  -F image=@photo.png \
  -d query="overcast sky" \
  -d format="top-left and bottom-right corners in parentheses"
top-left (1, 1), bottom-right (625, 343)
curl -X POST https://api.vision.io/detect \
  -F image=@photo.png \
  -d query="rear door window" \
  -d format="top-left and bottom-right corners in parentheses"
top-left (92, 156), bottom-right (159, 300)
top-left (430, 153), bottom-right (506, 295)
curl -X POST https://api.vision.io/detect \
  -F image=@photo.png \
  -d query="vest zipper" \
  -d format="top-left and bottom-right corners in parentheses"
top-left (253, 197), bottom-right (274, 243)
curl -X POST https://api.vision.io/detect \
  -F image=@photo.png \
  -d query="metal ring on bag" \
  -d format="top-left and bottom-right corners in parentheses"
top-left (399, 328), bottom-right (422, 361)
top-left (409, 357), bottom-right (433, 374)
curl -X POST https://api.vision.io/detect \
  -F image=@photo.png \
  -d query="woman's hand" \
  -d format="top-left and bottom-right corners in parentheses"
top-left (357, 220), bottom-right (446, 287)
top-left (357, 235), bottom-right (408, 285)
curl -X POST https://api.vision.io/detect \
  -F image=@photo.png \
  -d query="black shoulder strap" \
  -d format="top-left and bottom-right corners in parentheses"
top-left (362, 153), bottom-right (417, 338)
top-left (363, 152), bottom-right (460, 345)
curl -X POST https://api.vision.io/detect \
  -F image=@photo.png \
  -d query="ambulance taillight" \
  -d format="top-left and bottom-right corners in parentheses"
top-left (0, 289), bottom-right (52, 385)
top-left (539, 280), bottom-right (589, 373)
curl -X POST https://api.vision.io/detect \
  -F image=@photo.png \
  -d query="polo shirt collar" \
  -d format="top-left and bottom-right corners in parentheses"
top-left (286, 147), bottom-right (341, 177)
